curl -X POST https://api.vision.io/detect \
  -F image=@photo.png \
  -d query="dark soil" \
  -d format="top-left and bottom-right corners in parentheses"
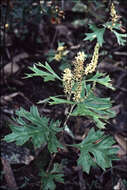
top-left (1, 1), bottom-right (127, 190)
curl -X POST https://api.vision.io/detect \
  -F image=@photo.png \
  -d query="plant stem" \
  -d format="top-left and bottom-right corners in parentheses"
top-left (63, 104), bottom-right (75, 129)
top-left (46, 153), bottom-right (56, 173)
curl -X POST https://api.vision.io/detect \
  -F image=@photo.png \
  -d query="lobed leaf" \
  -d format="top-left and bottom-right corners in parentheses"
top-left (73, 128), bottom-right (118, 174)
top-left (40, 163), bottom-right (64, 190)
top-left (49, 97), bottom-right (74, 105)
top-left (104, 22), bottom-right (127, 46)
top-left (86, 71), bottom-right (115, 90)
top-left (4, 106), bottom-right (63, 152)
top-left (24, 62), bottom-right (62, 82)
top-left (71, 91), bottom-right (116, 129)
top-left (84, 24), bottom-right (105, 46)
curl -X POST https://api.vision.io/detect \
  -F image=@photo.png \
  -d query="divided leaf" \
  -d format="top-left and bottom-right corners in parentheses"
top-left (112, 30), bottom-right (127, 46)
top-left (48, 121), bottom-right (63, 153)
top-left (4, 106), bottom-right (63, 152)
top-left (84, 24), bottom-right (105, 46)
top-left (73, 128), bottom-right (118, 174)
top-left (71, 90), bottom-right (116, 129)
top-left (49, 97), bottom-right (74, 105)
top-left (40, 163), bottom-right (64, 190)
top-left (86, 71), bottom-right (115, 90)
top-left (104, 22), bottom-right (127, 46)
top-left (25, 62), bottom-right (62, 82)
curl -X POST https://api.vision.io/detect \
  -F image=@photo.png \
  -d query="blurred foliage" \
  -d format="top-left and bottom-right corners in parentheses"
top-left (1, 0), bottom-right (126, 50)
top-left (1, 0), bottom-right (42, 41)
top-left (1, 0), bottom-right (65, 47)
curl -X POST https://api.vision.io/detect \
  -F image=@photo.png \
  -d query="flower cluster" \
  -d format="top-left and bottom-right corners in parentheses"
top-left (85, 43), bottom-right (100, 75)
top-left (54, 44), bottom-right (67, 61)
top-left (62, 52), bottom-right (86, 102)
top-left (73, 82), bottom-right (83, 102)
top-left (63, 68), bottom-right (73, 97)
top-left (62, 46), bottom-right (100, 102)
top-left (110, 3), bottom-right (119, 27)
top-left (54, 53), bottom-right (62, 62)
top-left (73, 51), bottom-right (86, 81)
top-left (57, 46), bottom-right (65, 52)
top-left (72, 52), bottom-right (86, 102)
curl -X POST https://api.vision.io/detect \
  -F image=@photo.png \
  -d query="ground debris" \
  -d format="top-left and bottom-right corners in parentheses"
top-left (1, 141), bottom-right (34, 165)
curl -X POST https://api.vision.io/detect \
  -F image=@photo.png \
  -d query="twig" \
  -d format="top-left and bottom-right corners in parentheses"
top-left (114, 52), bottom-right (127, 56)
top-left (46, 153), bottom-right (56, 173)
top-left (99, 165), bottom-right (127, 183)
top-left (1, 158), bottom-right (18, 190)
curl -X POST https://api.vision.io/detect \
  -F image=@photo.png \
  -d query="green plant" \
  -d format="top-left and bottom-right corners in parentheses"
top-left (3, 2), bottom-right (127, 190)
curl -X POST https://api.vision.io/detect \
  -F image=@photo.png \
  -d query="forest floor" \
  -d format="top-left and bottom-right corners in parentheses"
top-left (1, 1), bottom-right (127, 189)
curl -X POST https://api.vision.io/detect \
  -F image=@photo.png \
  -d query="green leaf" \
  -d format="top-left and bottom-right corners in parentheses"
top-left (51, 163), bottom-right (63, 174)
top-left (86, 71), bottom-right (115, 90)
top-left (38, 97), bottom-right (51, 104)
top-left (71, 91), bottom-right (116, 129)
top-left (48, 131), bottom-right (63, 153)
top-left (4, 106), bottom-right (63, 152)
top-left (84, 24), bottom-right (105, 46)
top-left (49, 97), bottom-right (74, 105)
top-left (38, 95), bottom-right (64, 104)
top-left (40, 172), bottom-right (56, 190)
top-left (104, 22), bottom-right (127, 46)
top-left (73, 128), bottom-right (118, 174)
top-left (47, 50), bottom-right (56, 63)
top-left (58, 41), bottom-right (65, 47)
top-left (40, 163), bottom-right (64, 190)
top-left (24, 62), bottom-right (62, 82)
top-left (112, 30), bottom-right (127, 46)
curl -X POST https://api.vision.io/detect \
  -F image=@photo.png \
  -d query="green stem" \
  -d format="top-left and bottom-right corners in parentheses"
top-left (63, 104), bottom-right (75, 129)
